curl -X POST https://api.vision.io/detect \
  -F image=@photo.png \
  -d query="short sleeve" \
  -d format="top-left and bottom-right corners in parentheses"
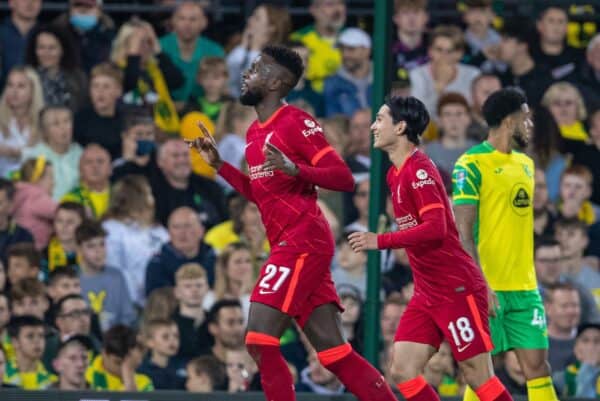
top-left (286, 114), bottom-right (337, 166)
top-left (407, 161), bottom-right (446, 217)
top-left (452, 154), bottom-right (481, 205)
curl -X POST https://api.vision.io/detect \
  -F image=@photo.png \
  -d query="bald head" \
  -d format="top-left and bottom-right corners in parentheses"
top-left (80, 144), bottom-right (111, 189)
top-left (168, 207), bottom-right (204, 256)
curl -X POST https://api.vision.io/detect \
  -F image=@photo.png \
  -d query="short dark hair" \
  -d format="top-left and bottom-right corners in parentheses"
top-left (384, 96), bottom-right (430, 145)
top-left (122, 107), bottom-right (154, 131)
top-left (10, 278), bottom-right (46, 303)
top-left (39, 105), bottom-right (72, 130)
top-left (464, 0), bottom-right (492, 9)
top-left (48, 266), bottom-right (79, 287)
top-left (56, 202), bottom-right (86, 222)
top-left (534, 236), bottom-right (561, 253)
top-left (0, 178), bottom-right (15, 200)
top-left (555, 217), bottom-right (588, 234)
top-left (207, 299), bottom-right (242, 324)
top-left (75, 220), bottom-right (107, 245)
top-left (544, 282), bottom-right (579, 303)
top-left (188, 355), bottom-right (227, 389)
top-left (482, 87), bottom-right (527, 129)
top-left (103, 324), bottom-right (138, 358)
top-left (7, 243), bottom-right (41, 268)
top-left (262, 45), bottom-right (304, 89)
top-left (53, 294), bottom-right (86, 322)
top-left (8, 315), bottom-right (44, 339)
top-left (56, 334), bottom-right (94, 356)
top-left (501, 19), bottom-right (535, 46)
top-left (537, 4), bottom-right (567, 21)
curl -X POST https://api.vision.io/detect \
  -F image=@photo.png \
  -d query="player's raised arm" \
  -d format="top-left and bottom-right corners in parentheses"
top-left (187, 123), bottom-right (255, 202)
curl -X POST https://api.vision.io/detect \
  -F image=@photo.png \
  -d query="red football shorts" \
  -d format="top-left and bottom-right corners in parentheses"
top-left (250, 249), bottom-right (342, 327)
top-left (394, 287), bottom-right (494, 361)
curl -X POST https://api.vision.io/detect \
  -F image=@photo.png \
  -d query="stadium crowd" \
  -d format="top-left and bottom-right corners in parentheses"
top-left (0, 0), bottom-right (598, 397)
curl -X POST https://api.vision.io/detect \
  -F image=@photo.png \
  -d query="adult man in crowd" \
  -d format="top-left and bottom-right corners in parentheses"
top-left (545, 283), bottom-right (581, 375)
top-left (207, 300), bottom-right (245, 363)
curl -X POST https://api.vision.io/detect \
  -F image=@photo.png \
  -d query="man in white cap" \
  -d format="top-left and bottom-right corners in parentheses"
top-left (323, 27), bottom-right (372, 117)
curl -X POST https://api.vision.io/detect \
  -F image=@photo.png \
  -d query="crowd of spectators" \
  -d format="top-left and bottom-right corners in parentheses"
top-left (0, 0), bottom-right (598, 397)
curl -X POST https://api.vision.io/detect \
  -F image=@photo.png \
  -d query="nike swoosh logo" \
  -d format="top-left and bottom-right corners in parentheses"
top-left (259, 289), bottom-right (275, 295)
top-left (457, 343), bottom-right (472, 353)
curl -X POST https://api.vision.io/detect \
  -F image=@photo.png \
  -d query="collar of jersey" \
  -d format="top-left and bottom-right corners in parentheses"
top-left (394, 148), bottom-right (419, 176)
top-left (257, 104), bottom-right (288, 128)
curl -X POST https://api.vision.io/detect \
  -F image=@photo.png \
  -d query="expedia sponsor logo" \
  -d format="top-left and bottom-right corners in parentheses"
top-left (395, 214), bottom-right (418, 230)
top-left (249, 164), bottom-right (274, 180)
top-left (412, 178), bottom-right (435, 189)
top-left (510, 183), bottom-right (531, 216)
top-left (302, 125), bottom-right (323, 137)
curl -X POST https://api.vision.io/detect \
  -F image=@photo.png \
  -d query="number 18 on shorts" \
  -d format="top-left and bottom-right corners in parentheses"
top-left (394, 288), bottom-right (494, 361)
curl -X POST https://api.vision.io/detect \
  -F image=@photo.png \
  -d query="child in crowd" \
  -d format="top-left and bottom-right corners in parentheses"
top-left (43, 202), bottom-right (86, 273)
top-left (86, 324), bottom-right (153, 391)
top-left (76, 220), bottom-right (136, 332)
top-left (186, 355), bottom-right (227, 392)
top-left (183, 57), bottom-right (232, 122)
top-left (6, 243), bottom-right (41, 286)
top-left (558, 165), bottom-right (600, 225)
top-left (332, 236), bottom-right (367, 300)
top-left (10, 278), bottom-right (49, 320)
top-left (4, 315), bottom-right (56, 389)
top-left (12, 157), bottom-right (57, 249)
top-left (22, 106), bottom-right (83, 200)
top-left (138, 318), bottom-right (184, 389)
top-left (47, 267), bottom-right (81, 305)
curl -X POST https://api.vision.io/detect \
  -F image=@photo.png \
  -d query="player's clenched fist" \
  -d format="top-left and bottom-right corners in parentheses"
top-left (348, 231), bottom-right (378, 252)
top-left (185, 122), bottom-right (223, 169)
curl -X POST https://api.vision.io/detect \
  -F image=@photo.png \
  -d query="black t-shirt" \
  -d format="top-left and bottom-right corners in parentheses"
top-left (73, 107), bottom-right (123, 160)
top-left (497, 64), bottom-right (554, 107)
top-left (573, 144), bottom-right (600, 204)
top-left (531, 44), bottom-right (583, 82)
top-left (173, 310), bottom-right (212, 362)
top-left (0, 223), bottom-right (33, 264)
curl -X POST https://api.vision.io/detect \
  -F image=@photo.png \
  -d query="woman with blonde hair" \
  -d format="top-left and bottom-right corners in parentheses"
top-left (111, 18), bottom-right (184, 134)
top-left (12, 156), bottom-right (57, 249)
top-left (205, 242), bottom-right (254, 319)
top-left (226, 4), bottom-right (292, 97)
top-left (541, 81), bottom-right (589, 145)
top-left (102, 174), bottom-right (169, 307)
top-left (0, 66), bottom-right (45, 176)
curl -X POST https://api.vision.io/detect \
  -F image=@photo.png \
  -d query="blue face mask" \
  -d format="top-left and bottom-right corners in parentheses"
top-left (69, 14), bottom-right (98, 31)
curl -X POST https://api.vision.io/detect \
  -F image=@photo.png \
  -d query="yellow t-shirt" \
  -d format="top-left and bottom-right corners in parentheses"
top-left (453, 141), bottom-right (537, 291)
top-left (85, 355), bottom-right (153, 391)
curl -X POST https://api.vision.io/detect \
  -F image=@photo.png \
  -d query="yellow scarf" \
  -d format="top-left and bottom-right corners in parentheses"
top-left (47, 237), bottom-right (80, 272)
top-left (560, 121), bottom-right (589, 141)
top-left (578, 201), bottom-right (597, 225)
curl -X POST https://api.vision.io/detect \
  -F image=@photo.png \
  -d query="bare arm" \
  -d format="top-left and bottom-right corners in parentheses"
top-left (453, 204), bottom-right (480, 265)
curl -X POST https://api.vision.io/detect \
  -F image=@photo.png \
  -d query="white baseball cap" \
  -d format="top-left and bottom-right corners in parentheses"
top-left (338, 28), bottom-right (372, 49)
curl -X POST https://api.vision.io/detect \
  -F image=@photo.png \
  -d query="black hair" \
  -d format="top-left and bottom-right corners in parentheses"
top-left (24, 24), bottom-right (81, 71)
top-left (0, 178), bottom-right (15, 201)
top-left (48, 266), bottom-right (79, 286)
top-left (534, 236), bottom-right (561, 253)
top-left (262, 45), bottom-right (304, 89)
top-left (56, 201), bottom-right (86, 222)
top-left (207, 299), bottom-right (242, 324)
top-left (537, 4), bottom-right (567, 21)
top-left (103, 324), bottom-right (137, 358)
top-left (7, 315), bottom-right (44, 339)
top-left (75, 219), bottom-right (107, 245)
top-left (482, 87), bottom-right (527, 129)
top-left (501, 19), bottom-right (535, 46)
top-left (56, 334), bottom-right (94, 356)
top-left (384, 96), bottom-right (430, 145)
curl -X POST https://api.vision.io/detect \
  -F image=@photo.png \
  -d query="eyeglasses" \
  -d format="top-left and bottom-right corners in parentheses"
top-left (59, 308), bottom-right (92, 319)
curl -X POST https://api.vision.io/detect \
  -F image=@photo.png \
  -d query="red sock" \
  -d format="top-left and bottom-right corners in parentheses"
top-left (397, 376), bottom-right (441, 401)
top-left (476, 376), bottom-right (513, 401)
top-left (245, 331), bottom-right (295, 401)
top-left (318, 343), bottom-right (397, 401)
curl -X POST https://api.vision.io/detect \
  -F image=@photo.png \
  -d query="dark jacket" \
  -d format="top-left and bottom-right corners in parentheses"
top-left (145, 241), bottom-right (216, 295)
top-left (0, 222), bottom-right (33, 264)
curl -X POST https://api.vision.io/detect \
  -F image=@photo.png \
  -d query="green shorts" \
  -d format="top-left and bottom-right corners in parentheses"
top-left (489, 290), bottom-right (549, 355)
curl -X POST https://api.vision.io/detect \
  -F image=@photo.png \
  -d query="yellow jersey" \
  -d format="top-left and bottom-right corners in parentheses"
top-left (85, 355), bottom-right (153, 391)
top-left (452, 141), bottom-right (537, 291)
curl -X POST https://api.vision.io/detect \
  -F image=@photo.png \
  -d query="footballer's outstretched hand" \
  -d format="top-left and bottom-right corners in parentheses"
top-left (348, 231), bottom-right (378, 252)
top-left (263, 142), bottom-right (299, 176)
top-left (185, 122), bottom-right (223, 169)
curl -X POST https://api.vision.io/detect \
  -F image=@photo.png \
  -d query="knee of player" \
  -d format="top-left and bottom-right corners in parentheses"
top-left (389, 360), bottom-right (419, 384)
top-left (520, 357), bottom-right (551, 379)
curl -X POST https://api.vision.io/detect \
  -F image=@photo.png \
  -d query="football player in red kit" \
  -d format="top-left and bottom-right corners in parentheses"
top-left (188, 45), bottom-right (397, 401)
top-left (349, 96), bottom-right (513, 401)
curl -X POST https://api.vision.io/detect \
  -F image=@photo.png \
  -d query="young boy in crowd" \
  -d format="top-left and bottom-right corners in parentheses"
top-left (7, 243), bottom-right (41, 286)
top-left (173, 263), bottom-right (212, 362)
top-left (22, 105), bottom-right (83, 200)
top-left (332, 236), bottom-right (367, 300)
top-left (76, 220), bottom-right (136, 332)
top-left (74, 62), bottom-right (124, 160)
top-left (186, 355), bottom-right (227, 392)
top-left (86, 324), bottom-right (152, 391)
top-left (392, 0), bottom-right (430, 73)
top-left (47, 267), bottom-right (81, 306)
top-left (461, 0), bottom-right (501, 68)
top-left (52, 334), bottom-right (93, 390)
top-left (43, 202), bottom-right (86, 274)
top-left (183, 57), bottom-right (232, 122)
top-left (563, 323), bottom-right (600, 397)
top-left (4, 315), bottom-right (56, 389)
top-left (10, 278), bottom-right (49, 321)
top-left (558, 165), bottom-right (600, 225)
top-left (138, 318), bottom-right (184, 390)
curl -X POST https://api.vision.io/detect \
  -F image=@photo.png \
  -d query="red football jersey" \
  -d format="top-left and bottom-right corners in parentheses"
top-left (218, 105), bottom-right (354, 255)
top-left (380, 150), bottom-right (486, 305)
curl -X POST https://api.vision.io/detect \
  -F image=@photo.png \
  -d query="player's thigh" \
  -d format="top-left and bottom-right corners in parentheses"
top-left (502, 290), bottom-right (549, 352)
top-left (250, 251), bottom-right (332, 319)
top-left (390, 341), bottom-right (437, 382)
top-left (432, 289), bottom-right (494, 362)
top-left (302, 303), bottom-right (346, 351)
top-left (394, 300), bottom-right (444, 355)
top-left (246, 301), bottom-right (292, 337)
